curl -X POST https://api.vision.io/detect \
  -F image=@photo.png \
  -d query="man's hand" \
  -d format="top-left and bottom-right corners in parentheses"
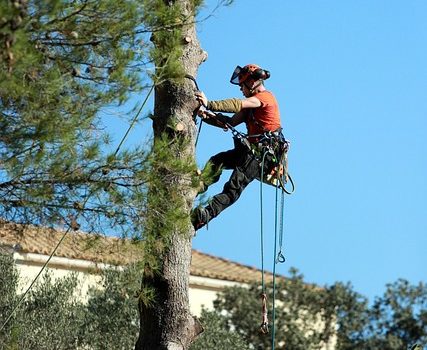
top-left (195, 91), bottom-right (208, 107)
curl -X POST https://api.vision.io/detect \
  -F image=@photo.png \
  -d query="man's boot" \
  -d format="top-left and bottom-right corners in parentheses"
top-left (191, 206), bottom-right (212, 230)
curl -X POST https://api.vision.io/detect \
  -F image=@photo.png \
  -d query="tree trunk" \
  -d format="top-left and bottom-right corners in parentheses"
top-left (135, 1), bottom-right (206, 349)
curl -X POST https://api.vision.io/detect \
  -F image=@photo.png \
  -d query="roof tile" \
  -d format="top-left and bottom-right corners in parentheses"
top-left (0, 221), bottom-right (281, 283)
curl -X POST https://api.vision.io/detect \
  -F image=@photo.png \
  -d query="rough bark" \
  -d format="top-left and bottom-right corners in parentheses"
top-left (135, 1), bottom-right (207, 349)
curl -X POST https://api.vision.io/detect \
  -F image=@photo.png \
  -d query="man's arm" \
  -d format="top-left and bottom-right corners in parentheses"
top-left (195, 91), bottom-right (261, 113)
top-left (241, 96), bottom-right (261, 109)
top-left (229, 110), bottom-right (247, 127)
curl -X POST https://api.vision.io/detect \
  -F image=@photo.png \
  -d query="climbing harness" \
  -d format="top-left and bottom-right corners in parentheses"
top-left (196, 108), bottom-right (295, 194)
top-left (253, 130), bottom-right (294, 194)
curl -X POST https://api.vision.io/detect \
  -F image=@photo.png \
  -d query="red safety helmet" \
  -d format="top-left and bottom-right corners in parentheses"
top-left (230, 64), bottom-right (270, 85)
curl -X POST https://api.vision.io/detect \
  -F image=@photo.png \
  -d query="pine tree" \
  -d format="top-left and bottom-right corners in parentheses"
top-left (135, 1), bottom-right (207, 348)
top-left (0, 0), bottom-right (151, 234)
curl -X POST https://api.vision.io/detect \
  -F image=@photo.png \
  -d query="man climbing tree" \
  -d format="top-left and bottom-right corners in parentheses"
top-left (191, 64), bottom-right (285, 230)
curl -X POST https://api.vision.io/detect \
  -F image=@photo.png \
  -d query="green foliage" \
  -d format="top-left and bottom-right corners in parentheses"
top-left (0, 252), bottom-right (142, 349)
top-left (190, 308), bottom-right (250, 350)
top-left (363, 279), bottom-right (427, 350)
top-left (324, 281), bottom-right (370, 349)
top-left (78, 265), bottom-right (141, 350)
top-left (212, 269), bottom-right (337, 350)
top-left (144, 135), bottom-right (197, 235)
top-left (0, 0), bottom-right (207, 238)
top-left (0, 255), bottom-right (84, 350)
top-left (17, 272), bottom-right (84, 349)
top-left (141, 0), bottom-right (185, 82)
top-left (0, 251), bottom-right (20, 350)
top-left (0, 0), bottom-right (154, 234)
top-left (212, 268), bottom-right (427, 350)
top-left (2, 252), bottom-right (426, 349)
top-left (142, 134), bottom-right (198, 259)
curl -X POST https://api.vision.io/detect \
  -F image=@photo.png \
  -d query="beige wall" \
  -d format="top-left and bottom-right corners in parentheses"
top-left (12, 252), bottom-right (229, 316)
top-left (189, 275), bottom-right (241, 316)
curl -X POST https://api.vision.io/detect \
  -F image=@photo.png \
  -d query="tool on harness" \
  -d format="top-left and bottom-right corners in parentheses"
top-left (253, 131), bottom-right (291, 190)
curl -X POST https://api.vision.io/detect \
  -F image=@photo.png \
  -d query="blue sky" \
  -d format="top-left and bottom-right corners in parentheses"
top-left (108, 0), bottom-right (426, 302)
top-left (189, 0), bottom-right (427, 302)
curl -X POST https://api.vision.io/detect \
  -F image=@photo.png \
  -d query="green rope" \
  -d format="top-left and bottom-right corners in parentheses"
top-left (114, 84), bottom-right (154, 157)
top-left (0, 85), bottom-right (155, 333)
top-left (0, 224), bottom-right (72, 333)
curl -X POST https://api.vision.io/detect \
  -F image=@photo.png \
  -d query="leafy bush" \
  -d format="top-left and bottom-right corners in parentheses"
top-left (190, 309), bottom-right (250, 350)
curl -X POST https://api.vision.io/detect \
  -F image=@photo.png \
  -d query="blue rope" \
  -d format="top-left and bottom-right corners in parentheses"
top-left (276, 188), bottom-right (286, 263)
top-left (260, 151), bottom-right (270, 293)
top-left (260, 139), bottom-right (288, 350)
top-left (271, 173), bottom-right (281, 350)
top-left (270, 152), bottom-right (288, 350)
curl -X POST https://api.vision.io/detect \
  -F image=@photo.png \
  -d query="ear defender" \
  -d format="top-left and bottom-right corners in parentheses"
top-left (252, 68), bottom-right (270, 81)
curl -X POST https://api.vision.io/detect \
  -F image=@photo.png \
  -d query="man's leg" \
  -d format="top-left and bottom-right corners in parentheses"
top-left (193, 153), bottom-right (259, 229)
top-left (208, 155), bottom-right (259, 218)
top-left (198, 148), bottom-right (239, 194)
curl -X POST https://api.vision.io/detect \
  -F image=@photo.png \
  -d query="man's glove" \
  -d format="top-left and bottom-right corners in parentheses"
top-left (214, 113), bottom-right (232, 126)
top-left (198, 110), bottom-right (231, 129)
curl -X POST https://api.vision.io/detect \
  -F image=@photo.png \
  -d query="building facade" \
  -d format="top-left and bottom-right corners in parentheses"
top-left (0, 221), bottom-right (273, 316)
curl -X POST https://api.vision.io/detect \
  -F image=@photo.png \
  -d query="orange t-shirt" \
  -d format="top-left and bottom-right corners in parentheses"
top-left (245, 91), bottom-right (281, 142)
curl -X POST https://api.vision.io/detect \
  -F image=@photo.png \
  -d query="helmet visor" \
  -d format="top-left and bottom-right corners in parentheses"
top-left (230, 65), bottom-right (244, 85)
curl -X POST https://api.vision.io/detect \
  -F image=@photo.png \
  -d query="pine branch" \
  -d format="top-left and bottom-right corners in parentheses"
top-left (44, 1), bottom-right (90, 26)
top-left (39, 39), bottom-right (104, 47)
